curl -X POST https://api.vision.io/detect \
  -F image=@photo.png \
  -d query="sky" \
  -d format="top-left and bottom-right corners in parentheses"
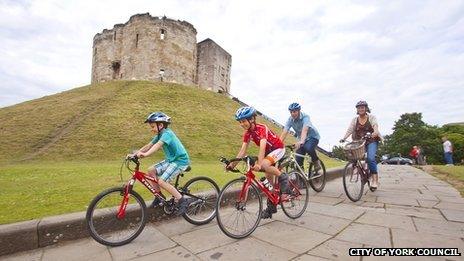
top-left (1, 0), bottom-right (463, 150)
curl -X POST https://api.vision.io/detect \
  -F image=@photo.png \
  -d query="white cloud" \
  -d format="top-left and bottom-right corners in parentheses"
top-left (0, 0), bottom-right (463, 150)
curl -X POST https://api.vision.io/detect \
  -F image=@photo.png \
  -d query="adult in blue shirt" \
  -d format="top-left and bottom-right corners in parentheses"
top-left (280, 103), bottom-right (321, 171)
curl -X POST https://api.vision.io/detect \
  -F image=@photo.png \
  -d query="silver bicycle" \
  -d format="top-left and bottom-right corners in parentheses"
top-left (281, 145), bottom-right (326, 192)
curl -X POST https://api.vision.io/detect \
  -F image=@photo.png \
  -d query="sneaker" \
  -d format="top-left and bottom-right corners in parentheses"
top-left (174, 197), bottom-right (194, 216)
top-left (278, 172), bottom-right (291, 194)
top-left (150, 193), bottom-right (166, 208)
top-left (261, 200), bottom-right (277, 219)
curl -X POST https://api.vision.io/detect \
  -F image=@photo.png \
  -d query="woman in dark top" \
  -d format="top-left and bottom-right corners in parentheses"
top-left (341, 101), bottom-right (381, 190)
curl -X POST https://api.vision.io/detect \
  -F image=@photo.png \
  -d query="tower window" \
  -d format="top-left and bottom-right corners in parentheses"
top-left (135, 34), bottom-right (139, 48)
top-left (113, 31), bottom-right (116, 41)
top-left (160, 29), bottom-right (166, 40)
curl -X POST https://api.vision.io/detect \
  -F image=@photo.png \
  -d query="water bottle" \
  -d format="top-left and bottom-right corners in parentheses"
top-left (260, 177), bottom-right (273, 190)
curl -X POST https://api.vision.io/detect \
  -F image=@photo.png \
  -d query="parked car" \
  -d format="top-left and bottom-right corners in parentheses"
top-left (381, 156), bottom-right (413, 165)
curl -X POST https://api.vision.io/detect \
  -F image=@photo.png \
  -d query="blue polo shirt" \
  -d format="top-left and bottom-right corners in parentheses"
top-left (284, 112), bottom-right (320, 141)
top-left (151, 128), bottom-right (190, 166)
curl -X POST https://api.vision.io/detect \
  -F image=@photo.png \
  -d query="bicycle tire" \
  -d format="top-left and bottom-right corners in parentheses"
top-left (308, 160), bottom-right (326, 192)
top-left (343, 162), bottom-right (364, 202)
top-left (216, 177), bottom-right (262, 239)
top-left (181, 176), bottom-right (220, 225)
top-left (281, 171), bottom-right (309, 219)
top-left (86, 187), bottom-right (147, 246)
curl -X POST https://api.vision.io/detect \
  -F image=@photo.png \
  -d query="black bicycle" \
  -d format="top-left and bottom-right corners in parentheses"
top-left (341, 134), bottom-right (374, 202)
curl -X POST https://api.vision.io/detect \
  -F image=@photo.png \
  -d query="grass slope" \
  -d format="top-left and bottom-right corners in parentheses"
top-left (0, 80), bottom-right (343, 224)
top-left (0, 81), bottom-right (276, 162)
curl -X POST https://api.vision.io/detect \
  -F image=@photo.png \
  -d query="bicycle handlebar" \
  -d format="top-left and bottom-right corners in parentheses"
top-left (219, 156), bottom-right (257, 173)
top-left (285, 145), bottom-right (295, 151)
top-left (340, 132), bottom-right (372, 143)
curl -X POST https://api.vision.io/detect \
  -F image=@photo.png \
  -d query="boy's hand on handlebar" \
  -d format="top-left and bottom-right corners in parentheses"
top-left (225, 163), bottom-right (235, 171)
top-left (136, 151), bottom-right (145, 158)
top-left (294, 141), bottom-right (303, 150)
top-left (252, 163), bottom-right (261, 171)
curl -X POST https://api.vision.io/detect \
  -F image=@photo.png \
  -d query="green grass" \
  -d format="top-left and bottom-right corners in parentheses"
top-left (430, 165), bottom-right (464, 196)
top-left (0, 80), bottom-right (344, 224)
top-left (0, 81), bottom-right (285, 163)
top-left (0, 153), bottom-right (343, 224)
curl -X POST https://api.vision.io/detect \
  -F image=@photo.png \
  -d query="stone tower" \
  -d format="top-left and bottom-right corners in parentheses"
top-left (197, 39), bottom-right (232, 93)
top-left (91, 13), bottom-right (231, 93)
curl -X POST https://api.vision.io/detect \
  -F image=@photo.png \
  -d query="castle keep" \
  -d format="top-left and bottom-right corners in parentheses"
top-left (91, 13), bottom-right (232, 93)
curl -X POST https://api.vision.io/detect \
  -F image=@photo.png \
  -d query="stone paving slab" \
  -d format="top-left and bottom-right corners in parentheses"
top-left (306, 239), bottom-right (362, 261)
top-left (308, 202), bottom-right (365, 220)
top-left (391, 228), bottom-right (464, 254)
top-left (197, 237), bottom-right (297, 260)
top-left (292, 254), bottom-right (332, 260)
top-left (434, 201), bottom-right (464, 211)
top-left (335, 223), bottom-right (391, 247)
top-left (275, 212), bottom-right (352, 236)
top-left (4, 165), bottom-right (464, 260)
top-left (309, 196), bottom-right (345, 205)
top-left (417, 199), bottom-right (439, 208)
top-left (252, 221), bottom-right (331, 254)
top-left (109, 225), bottom-right (177, 261)
top-left (356, 212), bottom-right (415, 231)
top-left (376, 196), bottom-right (419, 207)
top-left (131, 246), bottom-right (198, 261)
top-left (41, 238), bottom-right (111, 261)
top-left (171, 224), bottom-right (236, 254)
top-left (385, 204), bottom-right (446, 221)
top-left (413, 217), bottom-right (464, 238)
top-left (440, 208), bottom-right (464, 222)
top-left (156, 216), bottom-right (217, 237)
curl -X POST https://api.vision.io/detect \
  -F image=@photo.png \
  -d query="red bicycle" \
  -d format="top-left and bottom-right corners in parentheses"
top-left (86, 155), bottom-right (219, 246)
top-left (215, 156), bottom-right (309, 239)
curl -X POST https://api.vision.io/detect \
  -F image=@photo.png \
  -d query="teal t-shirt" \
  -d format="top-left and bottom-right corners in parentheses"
top-left (151, 129), bottom-right (190, 166)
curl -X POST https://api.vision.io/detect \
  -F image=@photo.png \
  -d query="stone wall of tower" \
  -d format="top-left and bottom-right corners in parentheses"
top-left (197, 39), bottom-right (232, 93)
top-left (91, 13), bottom-right (197, 85)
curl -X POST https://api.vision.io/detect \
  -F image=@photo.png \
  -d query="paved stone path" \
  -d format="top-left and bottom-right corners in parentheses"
top-left (4, 165), bottom-right (464, 260)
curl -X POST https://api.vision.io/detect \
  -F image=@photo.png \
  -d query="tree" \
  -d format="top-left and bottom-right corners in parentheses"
top-left (383, 113), bottom-right (442, 164)
top-left (382, 113), bottom-right (464, 164)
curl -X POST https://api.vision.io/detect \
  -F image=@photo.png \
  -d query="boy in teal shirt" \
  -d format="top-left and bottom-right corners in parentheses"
top-left (133, 112), bottom-right (191, 215)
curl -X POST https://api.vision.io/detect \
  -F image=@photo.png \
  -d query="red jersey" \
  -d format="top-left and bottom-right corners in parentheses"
top-left (243, 123), bottom-right (284, 154)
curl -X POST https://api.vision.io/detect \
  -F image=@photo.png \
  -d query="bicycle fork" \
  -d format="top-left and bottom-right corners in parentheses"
top-left (117, 178), bottom-right (135, 219)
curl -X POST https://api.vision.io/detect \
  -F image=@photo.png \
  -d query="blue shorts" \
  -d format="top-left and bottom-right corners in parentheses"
top-left (152, 160), bottom-right (188, 181)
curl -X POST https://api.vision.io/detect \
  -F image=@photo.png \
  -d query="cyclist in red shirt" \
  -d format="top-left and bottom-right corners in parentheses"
top-left (227, 106), bottom-right (289, 219)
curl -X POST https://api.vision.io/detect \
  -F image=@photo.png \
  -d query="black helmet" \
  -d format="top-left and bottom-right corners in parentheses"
top-left (355, 101), bottom-right (370, 113)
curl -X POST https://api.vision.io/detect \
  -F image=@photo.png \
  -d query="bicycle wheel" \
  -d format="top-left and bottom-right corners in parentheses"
top-left (216, 177), bottom-right (262, 239)
top-left (181, 176), bottom-right (220, 225)
top-left (86, 187), bottom-right (147, 246)
top-left (343, 162), bottom-right (364, 202)
top-left (308, 160), bottom-right (326, 192)
top-left (281, 171), bottom-right (309, 219)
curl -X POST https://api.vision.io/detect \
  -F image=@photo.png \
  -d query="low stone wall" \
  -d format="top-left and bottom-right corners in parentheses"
top-left (0, 167), bottom-right (344, 256)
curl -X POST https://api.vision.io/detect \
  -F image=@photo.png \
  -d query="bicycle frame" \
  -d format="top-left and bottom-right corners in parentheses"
top-left (238, 168), bottom-right (281, 206)
top-left (117, 164), bottom-right (162, 219)
top-left (347, 159), bottom-right (370, 184)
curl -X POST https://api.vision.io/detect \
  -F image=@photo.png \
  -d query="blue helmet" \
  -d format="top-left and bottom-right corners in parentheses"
top-left (144, 112), bottom-right (171, 123)
top-left (235, 106), bottom-right (256, 121)
top-left (288, 102), bottom-right (301, 111)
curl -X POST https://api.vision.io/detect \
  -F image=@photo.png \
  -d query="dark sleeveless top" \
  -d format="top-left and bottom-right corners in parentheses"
top-left (354, 116), bottom-right (380, 144)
